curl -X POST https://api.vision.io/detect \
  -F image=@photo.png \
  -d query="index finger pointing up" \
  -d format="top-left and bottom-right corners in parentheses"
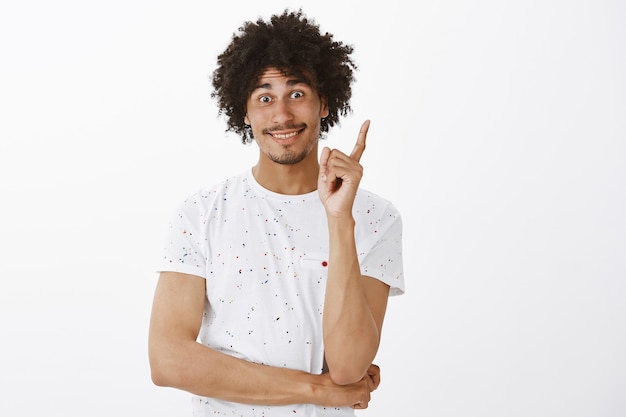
top-left (350, 119), bottom-right (370, 162)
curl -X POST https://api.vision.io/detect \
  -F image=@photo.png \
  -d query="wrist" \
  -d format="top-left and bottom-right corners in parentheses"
top-left (325, 212), bottom-right (355, 227)
top-left (303, 373), bottom-right (327, 406)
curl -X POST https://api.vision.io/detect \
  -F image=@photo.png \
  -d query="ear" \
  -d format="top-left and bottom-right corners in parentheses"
top-left (320, 98), bottom-right (329, 119)
top-left (244, 114), bottom-right (250, 125)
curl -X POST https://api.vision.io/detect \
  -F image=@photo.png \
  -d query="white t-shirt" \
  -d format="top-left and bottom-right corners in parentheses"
top-left (158, 168), bottom-right (405, 416)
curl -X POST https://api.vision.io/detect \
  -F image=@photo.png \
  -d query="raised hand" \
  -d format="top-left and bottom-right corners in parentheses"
top-left (318, 120), bottom-right (369, 217)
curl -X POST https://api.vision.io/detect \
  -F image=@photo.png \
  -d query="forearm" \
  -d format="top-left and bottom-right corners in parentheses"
top-left (149, 272), bottom-right (372, 408)
top-left (150, 338), bottom-right (320, 405)
top-left (323, 215), bottom-right (380, 384)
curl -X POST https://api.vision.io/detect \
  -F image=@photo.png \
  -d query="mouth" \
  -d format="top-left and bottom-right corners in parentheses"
top-left (271, 131), bottom-right (300, 140)
top-left (266, 126), bottom-right (305, 145)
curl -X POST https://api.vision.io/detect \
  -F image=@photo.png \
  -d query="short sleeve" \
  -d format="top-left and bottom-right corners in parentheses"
top-left (359, 204), bottom-right (405, 296)
top-left (157, 194), bottom-right (209, 278)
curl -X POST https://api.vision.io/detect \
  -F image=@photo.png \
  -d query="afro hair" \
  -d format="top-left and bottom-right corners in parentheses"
top-left (210, 9), bottom-right (357, 144)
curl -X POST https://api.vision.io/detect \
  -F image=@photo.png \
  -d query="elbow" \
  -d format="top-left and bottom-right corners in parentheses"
top-left (150, 357), bottom-right (170, 387)
top-left (149, 336), bottom-right (201, 389)
top-left (150, 362), bottom-right (170, 387)
top-left (325, 346), bottom-right (379, 385)
top-left (328, 366), bottom-right (366, 386)
top-left (149, 345), bottom-right (182, 388)
top-left (150, 358), bottom-right (189, 389)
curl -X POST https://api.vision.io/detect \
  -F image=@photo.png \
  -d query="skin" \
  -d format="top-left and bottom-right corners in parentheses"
top-left (149, 67), bottom-right (390, 409)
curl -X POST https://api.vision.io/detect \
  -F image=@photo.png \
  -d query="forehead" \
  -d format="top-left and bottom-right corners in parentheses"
top-left (253, 67), bottom-right (312, 90)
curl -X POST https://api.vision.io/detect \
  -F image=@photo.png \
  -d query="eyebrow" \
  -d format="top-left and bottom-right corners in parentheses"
top-left (253, 78), bottom-right (308, 91)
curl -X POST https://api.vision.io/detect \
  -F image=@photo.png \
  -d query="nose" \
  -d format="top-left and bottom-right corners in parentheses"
top-left (272, 98), bottom-right (294, 125)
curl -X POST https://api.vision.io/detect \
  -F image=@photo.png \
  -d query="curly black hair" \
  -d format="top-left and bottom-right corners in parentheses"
top-left (211, 9), bottom-right (357, 144)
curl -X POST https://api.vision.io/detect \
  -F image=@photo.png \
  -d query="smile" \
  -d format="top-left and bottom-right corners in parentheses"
top-left (271, 131), bottom-right (299, 139)
top-left (266, 126), bottom-right (306, 145)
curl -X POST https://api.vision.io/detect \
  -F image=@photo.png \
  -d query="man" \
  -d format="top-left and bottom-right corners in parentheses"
top-left (148, 9), bottom-right (404, 416)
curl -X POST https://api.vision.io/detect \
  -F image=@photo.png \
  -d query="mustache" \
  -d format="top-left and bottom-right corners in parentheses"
top-left (262, 123), bottom-right (307, 134)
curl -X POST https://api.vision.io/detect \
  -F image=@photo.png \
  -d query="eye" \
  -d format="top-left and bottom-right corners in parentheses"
top-left (290, 91), bottom-right (304, 99)
top-left (259, 95), bottom-right (272, 103)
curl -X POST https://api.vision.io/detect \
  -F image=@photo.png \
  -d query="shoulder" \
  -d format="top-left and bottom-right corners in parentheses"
top-left (176, 171), bottom-right (249, 214)
top-left (354, 188), bottom-right (402, 219)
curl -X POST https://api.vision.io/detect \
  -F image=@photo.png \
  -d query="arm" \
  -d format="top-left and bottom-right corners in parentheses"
top-left (318, 120), bottom-right (391, 385)
top-left (324, 218), bottom-right (390, 385)
top-left (148, 271), bottom-right (376, 407)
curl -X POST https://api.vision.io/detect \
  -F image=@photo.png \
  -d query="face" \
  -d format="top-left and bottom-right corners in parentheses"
top-left (244, 68), bottom-right (329, 165)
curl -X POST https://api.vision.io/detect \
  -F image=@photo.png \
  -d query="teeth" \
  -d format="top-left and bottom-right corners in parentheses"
top-left (273, 131), bottom-right (298, 139)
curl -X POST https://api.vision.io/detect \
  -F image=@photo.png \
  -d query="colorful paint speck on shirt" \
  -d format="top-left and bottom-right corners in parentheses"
top-left (158, 168), bottom-right (404, 416)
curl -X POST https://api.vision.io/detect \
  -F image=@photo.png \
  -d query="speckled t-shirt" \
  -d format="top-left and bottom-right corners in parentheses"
top-left (159, 168), bottom-right (404, 416)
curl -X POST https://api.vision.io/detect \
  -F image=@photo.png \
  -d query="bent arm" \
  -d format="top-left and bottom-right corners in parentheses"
top-left (148, 271), bottom-right (373, 407)
top-left (322, 216), bottom-right (390, 385)
top-left (317, 121), bottom-right (391, 386)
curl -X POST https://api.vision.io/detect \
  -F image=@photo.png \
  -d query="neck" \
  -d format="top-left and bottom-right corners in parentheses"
top-left (252, 149), bottom-right (319, 195)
